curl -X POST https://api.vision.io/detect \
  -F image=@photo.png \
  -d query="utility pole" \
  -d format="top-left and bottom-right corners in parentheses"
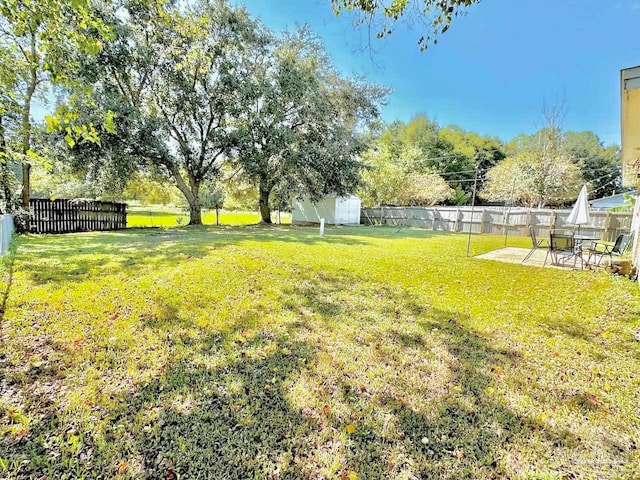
top-left (466, 165), bottom-right (480, 257)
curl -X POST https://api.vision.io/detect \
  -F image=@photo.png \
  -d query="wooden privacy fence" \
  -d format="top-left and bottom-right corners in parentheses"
top-left (30, 199), bottom-right (127, 234)
top-left (361, 206), bottom-right (632, 242)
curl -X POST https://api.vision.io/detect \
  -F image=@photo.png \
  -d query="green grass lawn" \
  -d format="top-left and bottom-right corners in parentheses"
top-left (0, 226), bottom-right (639, 479)
top-left (126, 206), bottom-right (291, 227)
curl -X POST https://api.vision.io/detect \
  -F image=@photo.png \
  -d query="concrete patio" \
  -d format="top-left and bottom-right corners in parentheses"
top-left (475, 247), bottom-right (585, 269)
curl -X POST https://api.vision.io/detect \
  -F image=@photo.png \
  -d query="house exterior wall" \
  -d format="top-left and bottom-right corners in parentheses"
top-left (622, 66), bottom-right (640, 187)
top-left (621, 66), bottom-right (640, 275)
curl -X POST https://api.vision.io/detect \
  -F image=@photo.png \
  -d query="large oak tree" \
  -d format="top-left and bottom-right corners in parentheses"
top-left (69, 0), bottom-right (259, 224)
top-left (230, 28), bottom-right (387, 223)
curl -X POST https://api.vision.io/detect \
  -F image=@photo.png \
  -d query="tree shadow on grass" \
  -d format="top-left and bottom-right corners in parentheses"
top-left (103, 335), bottom-right (319, 479)
top-left (3, 252), bottom-right (601, 479)
top-left (325, 311), bottom-right (579, 479)
top-left (281, 273), bottom-right (585, 478)
top-left (14, 225), bottom-right (373, 286)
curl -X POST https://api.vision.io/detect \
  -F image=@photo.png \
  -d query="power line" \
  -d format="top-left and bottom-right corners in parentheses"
top-left (437, 175), bottom-right (488, 184)
top-left (438, 167), bottom-right (489, 177)
top-left (589, 177), bottom-right (624, 198)
top-left (433, 164), bottom-right (620, 179)
top-left (579, 165), bottom-right (622, 175)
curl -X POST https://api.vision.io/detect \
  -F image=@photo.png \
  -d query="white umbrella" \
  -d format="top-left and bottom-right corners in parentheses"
top-left (567, 185), bottom-right (590, 228)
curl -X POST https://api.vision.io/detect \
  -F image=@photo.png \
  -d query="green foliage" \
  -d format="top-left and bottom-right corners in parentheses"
top-left (0, 0), bottom-right (112, 207)
top-left (1, 227), bottom-right (638, 477)
top-left (487, 125), bottom-right (622, 207)
top-left (488, 116), bottom-right (573, 208)
top-left (231, 27), bottom-right (387, 222)
top-left (122, 174), bottom-right (180, 206)
top-left (360, 114), bottom-right (505, 206)
top-left (30, 163), bottom-right (98, 200)
top-left (483, 150), bottom-right (584, 208)
top-left (222, 172), bottom-right (259, 211)
top-left (359, 145), bottom-right (453, 206)
top-left (450, 185), bottom-right (471, 205)
top-left (331, 0), bottom-right (481, 50)
top-left (564, 131), bottom-right (621, 198)
top-left (199, 184), bottom-right (225, 209)
top-left (503, 130), bottom-right (621, 202)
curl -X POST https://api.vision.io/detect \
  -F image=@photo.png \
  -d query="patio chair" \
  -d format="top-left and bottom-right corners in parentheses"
top-left (586, 233), bottom-right (633, 266)
top-left (544, 232), bottom-right (583, 270)
top-left (522, 226), bottom-right (548, 263)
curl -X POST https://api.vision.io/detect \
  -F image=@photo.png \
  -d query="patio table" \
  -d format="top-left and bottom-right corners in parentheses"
top-left (573, 234), bottom-right (600, 263)
top-left (573, 234), bottom-right (599, 247)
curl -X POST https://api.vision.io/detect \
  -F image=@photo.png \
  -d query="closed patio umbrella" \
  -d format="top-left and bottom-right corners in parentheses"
top-left (567, 185), bottom-right (590, 230)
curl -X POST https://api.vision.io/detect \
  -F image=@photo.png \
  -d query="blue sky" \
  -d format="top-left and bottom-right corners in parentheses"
top-left (231, 0), bottom-right (640, 146)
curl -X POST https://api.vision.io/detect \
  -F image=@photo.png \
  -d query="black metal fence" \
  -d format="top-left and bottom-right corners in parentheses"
top-left (29, 199), bottom-right (127, 234)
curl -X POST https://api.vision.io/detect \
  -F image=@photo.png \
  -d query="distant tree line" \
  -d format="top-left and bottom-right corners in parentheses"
top-left (358, 112), bottom-right (621, 208)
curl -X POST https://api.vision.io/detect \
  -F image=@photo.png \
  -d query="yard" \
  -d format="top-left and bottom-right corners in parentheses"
top-left (126, 206), bottom-right (291, 228)
top-left (0, 226), bottom-right (639, 479)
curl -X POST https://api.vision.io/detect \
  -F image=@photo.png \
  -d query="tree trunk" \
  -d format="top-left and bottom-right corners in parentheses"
top-left (0, 117), bottom-right (12, 213)
top-left (21, 163), bottom-right (30, 208)
top-left (187, 179), bottom-right (202, 226)
top-left (21, 37), bottom-right (38, 209)
top-left (188, 198), bottom-right (202, 225)
top-left (259, 187), bottom-right (272, 224)
top-left (166, 163), bottom-right (202, 226)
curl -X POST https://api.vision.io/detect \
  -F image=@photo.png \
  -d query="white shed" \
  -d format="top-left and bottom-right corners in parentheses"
top-left (291, 194), bottom-right (361, 225)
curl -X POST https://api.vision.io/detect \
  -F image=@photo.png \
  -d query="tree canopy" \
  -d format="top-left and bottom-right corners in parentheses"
top-left (65, 0), bottom-right (265, 224)
top-left (230, 28), bottom-right (386, 223)
top-left (60, 1), bottom-right (386, 224)
top-left (564, 131), bottom-right (621, 198)
top-left (0, 0), bottom-right (110, 215)
top-left (331, 0), bottom-right (480, 50)
top-left (359, 144), bottom-right (453, 206)
top-left (484, 126), bottom-right (585, 208)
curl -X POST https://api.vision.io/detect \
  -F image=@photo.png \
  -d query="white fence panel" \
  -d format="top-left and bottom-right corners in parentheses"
top-left (0, 214), bottom-right (14, 255)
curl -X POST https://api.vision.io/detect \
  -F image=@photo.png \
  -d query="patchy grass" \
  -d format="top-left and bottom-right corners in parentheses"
top-left (0, 226), bottom-right (639, 479)
top-left (126, 206), bottom-right (291, 227)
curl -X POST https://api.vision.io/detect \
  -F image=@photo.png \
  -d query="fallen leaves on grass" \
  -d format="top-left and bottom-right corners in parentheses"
top-left (166, 469), bottom-right (179, 480)
top-left (116, 462), bottom-right (129, 475)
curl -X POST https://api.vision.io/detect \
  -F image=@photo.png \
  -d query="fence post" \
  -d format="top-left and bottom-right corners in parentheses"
top-left (550, 210), bottom-right (557, 232)
top-left (480, 209), bottom-right (486, 234)
top-left (454, 208), bottom-right (461, 232)
top-left (603, 212), bottom-right (612, 241)
top-left (501, 210), bottom-right (507, 235)
top-left (525, 210), bottom-right (532, 235)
